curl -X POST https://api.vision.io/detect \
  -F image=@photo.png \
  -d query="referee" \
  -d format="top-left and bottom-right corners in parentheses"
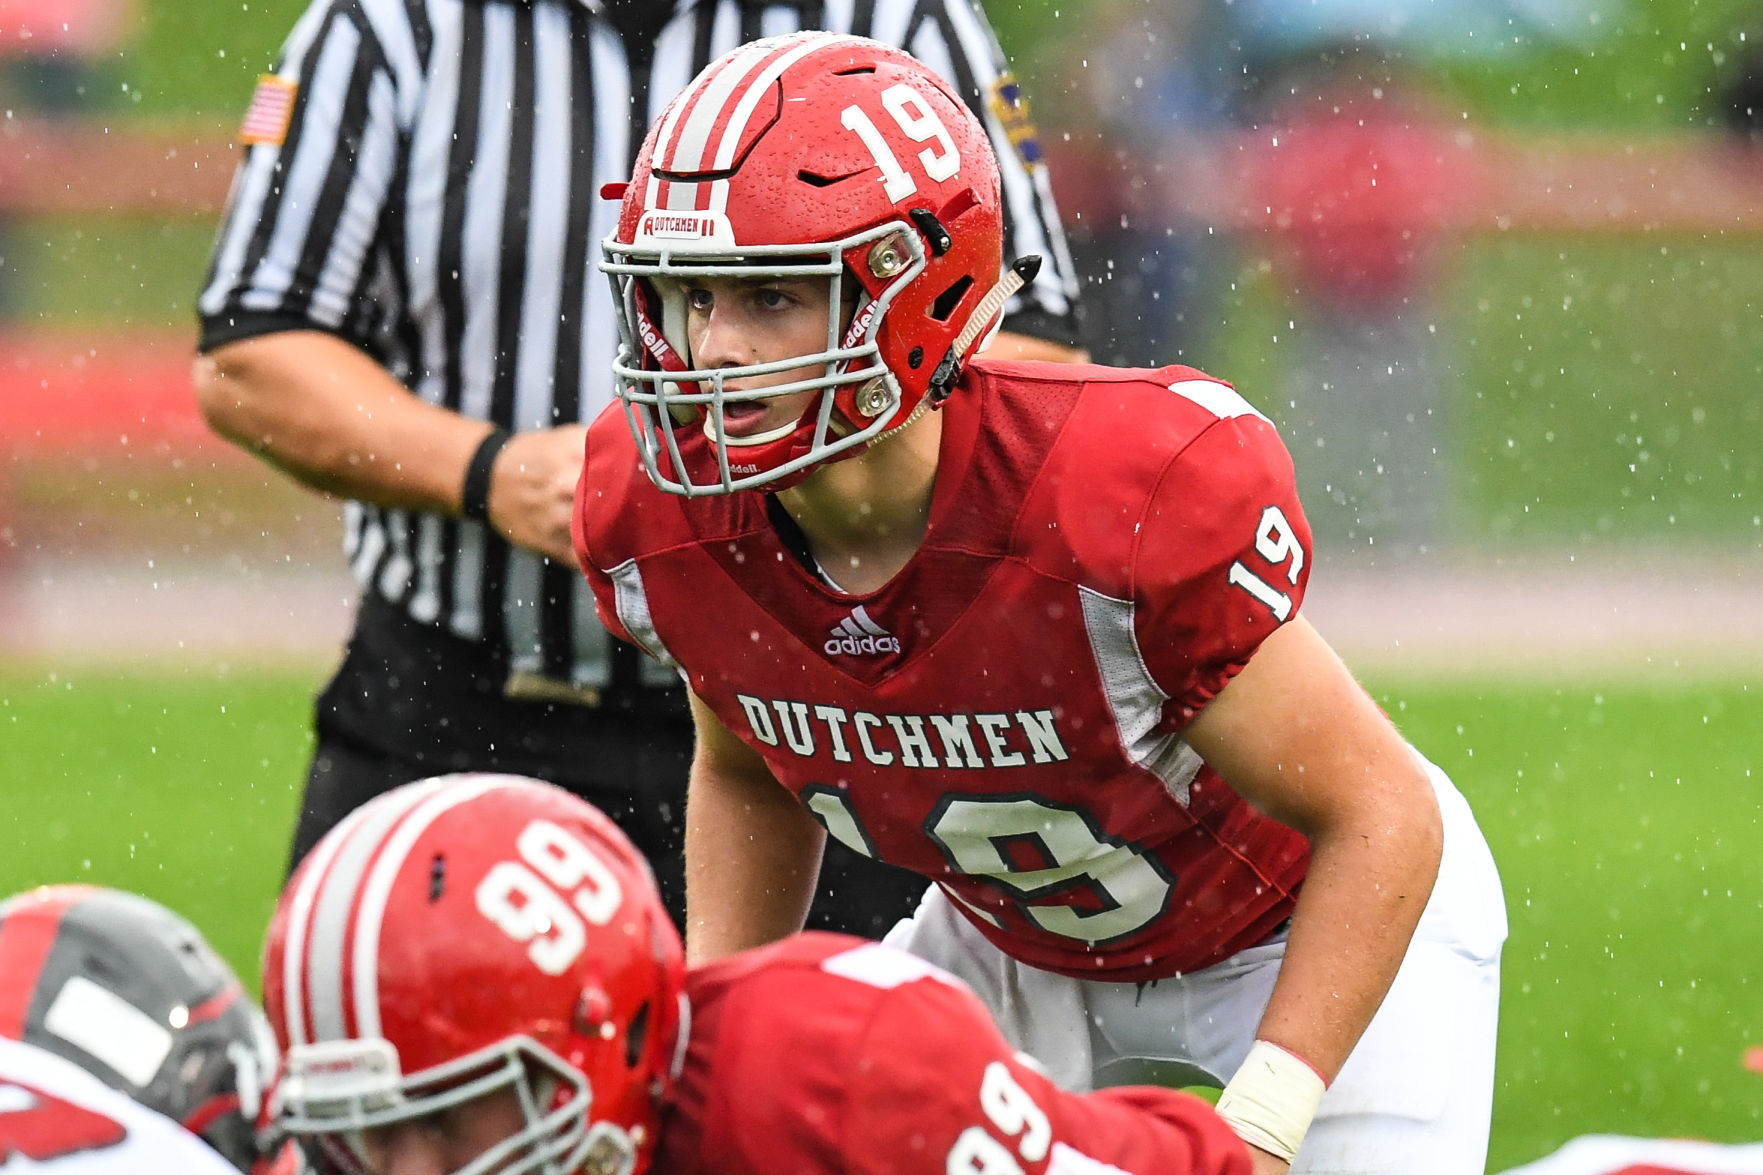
top-left (192, 0), bottom-right (1084, 934)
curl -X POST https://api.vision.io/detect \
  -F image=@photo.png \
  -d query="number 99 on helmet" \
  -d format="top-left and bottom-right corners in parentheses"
top-left (260, 775), bottom-right (686, 1175)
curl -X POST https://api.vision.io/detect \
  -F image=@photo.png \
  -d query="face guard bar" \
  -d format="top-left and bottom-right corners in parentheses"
top-left (600, 221), bottom-right (925, 496)
top-left (273, 1036), bottom-right (637, 1175)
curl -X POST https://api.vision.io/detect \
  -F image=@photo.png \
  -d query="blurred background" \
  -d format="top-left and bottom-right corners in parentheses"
top-left (0, 1), bottom-right (1758, 1168)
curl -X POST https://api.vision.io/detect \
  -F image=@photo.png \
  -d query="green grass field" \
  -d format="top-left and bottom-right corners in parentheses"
top-left (4, 4), bottom-right (1759, 1169)
top-left (1, 663), bottom-right (1757, 1170)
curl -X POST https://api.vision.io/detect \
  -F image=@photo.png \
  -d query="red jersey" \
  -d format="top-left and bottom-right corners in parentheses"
top-left (654, 933), bottom-right (1250, 1175)
top-left (575, 360), bottom-right (1312, 980)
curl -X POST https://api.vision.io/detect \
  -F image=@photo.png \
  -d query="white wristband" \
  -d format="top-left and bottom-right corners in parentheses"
top-left (1215, 1040), bottom-right (1328, 1163)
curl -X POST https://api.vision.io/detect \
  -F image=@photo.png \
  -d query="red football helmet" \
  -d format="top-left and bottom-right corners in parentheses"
top-left (600, 31), bottom-right (1010, 495)
top-left (260, 775), bottom-right (686, 1175)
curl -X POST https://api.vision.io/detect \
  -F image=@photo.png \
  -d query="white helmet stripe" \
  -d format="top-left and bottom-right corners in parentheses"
top-left (707, 34), bottom-right (862, 215)
top-left (656, 39), bottom-right (776, 216)
top-left (643, 35), bottom-right (772, 211)
top-left (712, 34), bottom-right (857, 173)
top-left (664, 178), bottom-right (709, 213)
top-left (347, 775), bottom-right (511, 1040)
top-left (286, 778), bottom-right (449, 1045)
top-left (280, 799), bottom-right (359, 1048)
top-left (668, 37), bottom-right (776, 174)
top-left (641, 79), bottom-right (709, 210)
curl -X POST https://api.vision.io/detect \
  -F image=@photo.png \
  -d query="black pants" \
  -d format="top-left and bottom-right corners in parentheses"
top-left (291, 599), bottom-right (928, 939)
top-left (291, 729), bottom-right (692, 925)
top-left (293, 730), bottom-right (928, 940)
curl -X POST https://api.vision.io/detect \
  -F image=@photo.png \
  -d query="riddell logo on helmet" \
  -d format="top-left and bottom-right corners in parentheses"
top-left (840, 300), bottom-right (880, 349)
top-left (637, 313), bottom-right (665, 355)
top-left (825, 606), bottom-right (900, 656)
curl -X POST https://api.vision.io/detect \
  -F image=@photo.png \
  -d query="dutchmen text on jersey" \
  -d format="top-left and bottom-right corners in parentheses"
top-left (576, 363), bottom-right (1314, 980)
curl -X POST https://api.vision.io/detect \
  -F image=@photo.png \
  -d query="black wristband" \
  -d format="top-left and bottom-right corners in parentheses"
top-left (460, 427), bottom-right (512, 524)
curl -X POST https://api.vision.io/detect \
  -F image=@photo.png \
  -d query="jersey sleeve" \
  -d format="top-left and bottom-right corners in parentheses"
top-left (843, 964), bottom-right (1252, 1175)
top-left (571, 414), bottom-right (674, 665)
top-left (571, 448), bottom-right (642, 653)
top-left (901, 0), bottom-right (1083, 347)
top-left (1132, 403), bottom-right (1313, 725)
top-left (196, 0), bottom-right (414, 352)
top-left (668, 940), bottom-right (1248, 1175)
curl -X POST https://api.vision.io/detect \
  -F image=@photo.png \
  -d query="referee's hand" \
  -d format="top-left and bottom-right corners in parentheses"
top-left (486, 424), bottom-right (590, 565)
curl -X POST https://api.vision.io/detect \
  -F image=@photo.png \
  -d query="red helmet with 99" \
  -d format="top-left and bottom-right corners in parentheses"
top-left (0, 885), bottom-right (283, 1172)
top-left (260, 775), bottom-right (685, 1175)
top-left (601, 31), bottom-right (1023, 496)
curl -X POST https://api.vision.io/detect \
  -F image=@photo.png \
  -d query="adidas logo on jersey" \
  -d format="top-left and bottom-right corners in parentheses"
top-left (824, 606), bottom-right (900, 656)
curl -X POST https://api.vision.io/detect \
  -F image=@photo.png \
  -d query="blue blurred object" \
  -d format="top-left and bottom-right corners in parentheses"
top-left (1225, 0), bottom-right (1614, 61)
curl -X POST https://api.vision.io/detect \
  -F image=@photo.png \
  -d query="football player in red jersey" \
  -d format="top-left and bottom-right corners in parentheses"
top-left (574, 30), bottom-right (1506, 1175)
top-left (259, 773), bottom-right (1253, 1175)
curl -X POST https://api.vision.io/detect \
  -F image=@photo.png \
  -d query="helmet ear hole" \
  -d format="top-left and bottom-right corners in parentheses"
top-left (929, 276), bottom-right (974, 322)
top-left (624, 1001), bottom-right (651, 1070)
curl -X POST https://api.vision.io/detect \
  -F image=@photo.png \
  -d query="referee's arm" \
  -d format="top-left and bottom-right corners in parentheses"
top-left (190, 2), bottom-right (579, 565)
top-left (192, 333), bottom-right (583, 566)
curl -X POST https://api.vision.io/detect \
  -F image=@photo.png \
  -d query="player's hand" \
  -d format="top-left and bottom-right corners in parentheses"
top-left (486, 424), bottom-right (590, 565)
top-left (1247, 1144), bottom-right (1291, 1175)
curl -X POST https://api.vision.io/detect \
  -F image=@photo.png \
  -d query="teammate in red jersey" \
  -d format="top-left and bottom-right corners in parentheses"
top-left (259, 774), bottom-right (1252, 1175)
top-left (574, 30), bottom-right (1506, 1175)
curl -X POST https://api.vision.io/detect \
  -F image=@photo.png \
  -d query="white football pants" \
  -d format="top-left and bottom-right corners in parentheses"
top-left (884, 753), bottom-right (1507, 1175)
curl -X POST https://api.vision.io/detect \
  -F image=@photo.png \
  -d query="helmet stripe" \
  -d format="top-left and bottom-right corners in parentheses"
top-left (0, 887), bottom-right (91, 1037)
top-left (643, 37), bottom-right (770, 212)
top-left (280, 793), bottom-right (363, 1047)
top-left (711, 34), bottom-right (859, 174)
top-left (347, 775), bottom-right (512, 1040)
top-left (657, 41), bottom-right (776, 215)
top-left (183, 983), bottom-right (241, 1027)
top-left (667, 38), bottom-right (776, 174)
top-left (648, 34), bottom-right (864, 219)
top-left (286, 779), bottom-right (448, 1044)
top-left (707, 34), bottom-right (862, 216)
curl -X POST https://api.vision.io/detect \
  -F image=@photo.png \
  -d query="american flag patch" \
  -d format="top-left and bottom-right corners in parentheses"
top-left (239, 75), bottom-right (298, 146)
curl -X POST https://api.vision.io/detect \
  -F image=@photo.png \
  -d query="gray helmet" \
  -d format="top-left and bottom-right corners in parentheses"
top-left (0, 885), bottom-right (278, 1171)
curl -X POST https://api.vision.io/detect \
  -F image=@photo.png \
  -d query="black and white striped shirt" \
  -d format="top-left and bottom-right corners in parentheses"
top-left (198, 0), bottom-right (1079, 696)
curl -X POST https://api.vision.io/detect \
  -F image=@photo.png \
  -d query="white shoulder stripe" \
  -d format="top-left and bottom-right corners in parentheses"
top-left (822, 942), bottom-right (963, 991)
top-left (1167, 378), bottom-right (1270, 424)
top-left (607, 559), bottom-right (681, 670)
top-left (1078, 587), bottom-right (1202, 807)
